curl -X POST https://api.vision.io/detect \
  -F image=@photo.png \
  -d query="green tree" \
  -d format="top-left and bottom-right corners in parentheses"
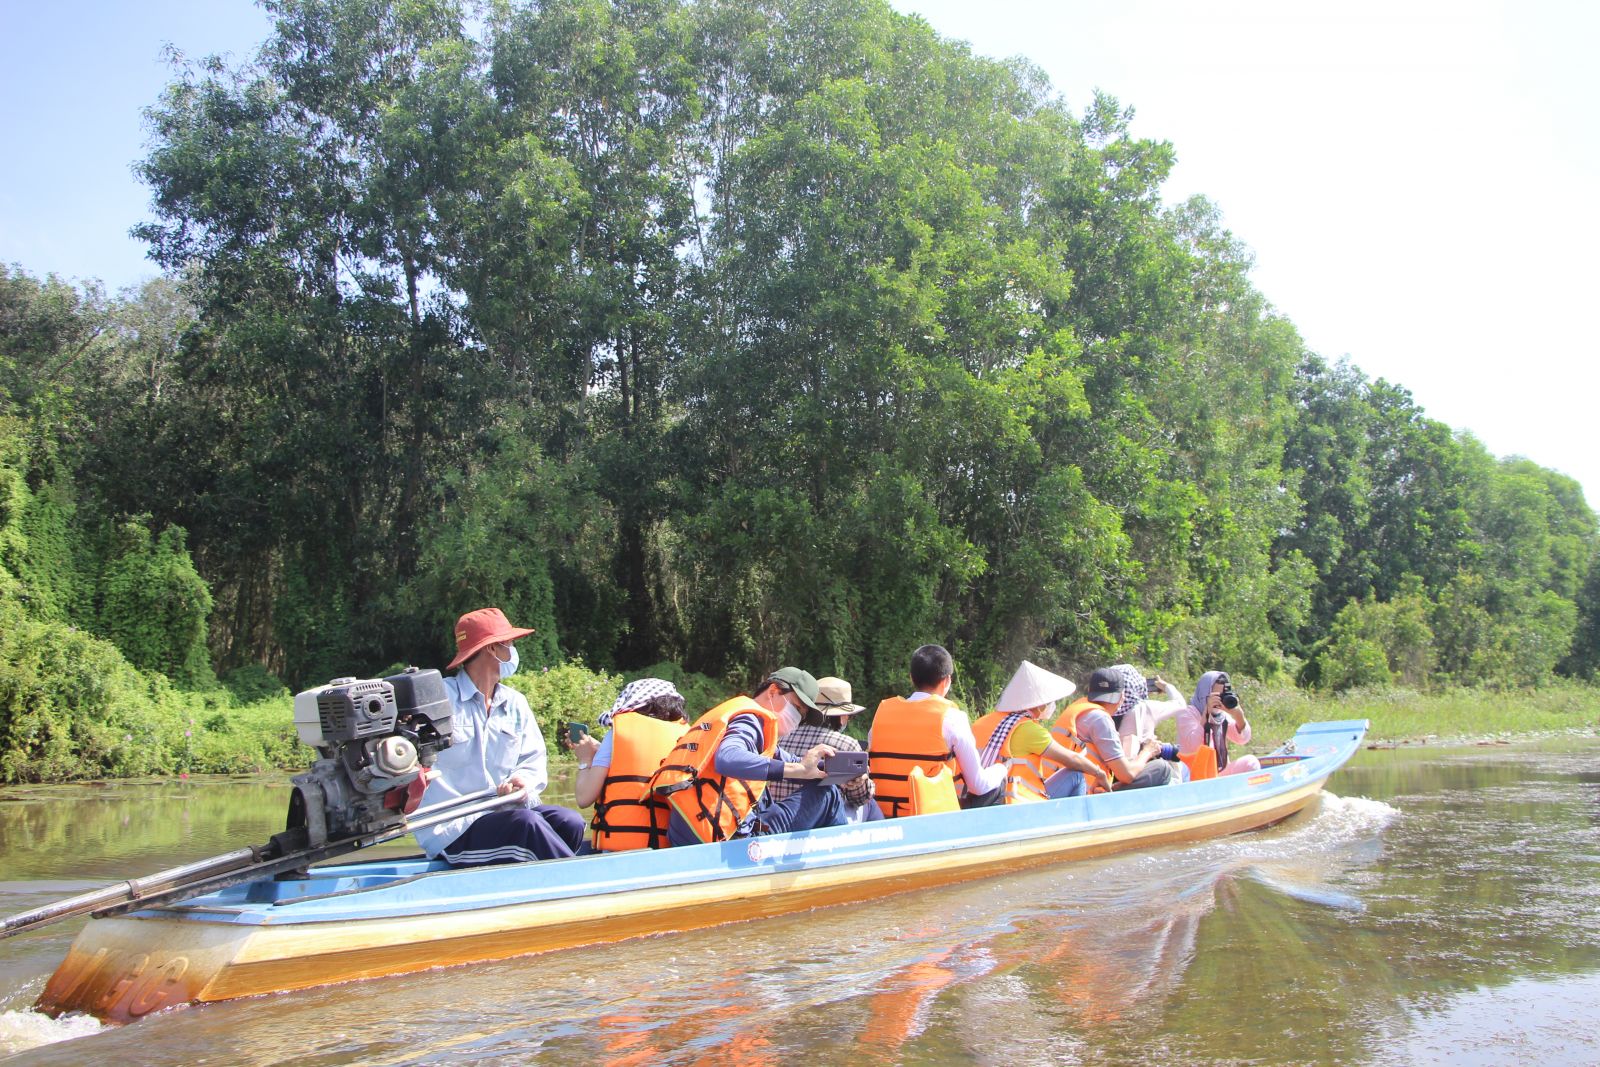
top-left (98, 520), bottom-right (215, 688)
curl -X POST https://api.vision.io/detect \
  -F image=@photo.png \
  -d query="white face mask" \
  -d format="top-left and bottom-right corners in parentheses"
top-left (496, 644), bottom-right (519, 680)
top-left (778, 701), bottom-right (801, 737)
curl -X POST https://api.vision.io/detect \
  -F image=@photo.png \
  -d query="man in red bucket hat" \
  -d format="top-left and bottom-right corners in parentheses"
top-left (411, 607), bottom-right (587, 865)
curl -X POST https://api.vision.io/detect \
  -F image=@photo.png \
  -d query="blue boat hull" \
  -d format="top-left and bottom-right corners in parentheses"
top-left (38, 719), bottom-right (1367, 1022)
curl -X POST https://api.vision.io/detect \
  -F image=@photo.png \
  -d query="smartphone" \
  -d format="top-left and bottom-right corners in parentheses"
top-left (819, 750), bottom-right (869, 783)
top-left (567, 721), bottom-right (591, 744)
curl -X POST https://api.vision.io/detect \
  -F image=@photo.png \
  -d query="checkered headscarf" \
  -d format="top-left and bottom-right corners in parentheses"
top-left (1113, 664), bottom-right (1148, 718)
top-left (600, 677), bottom-right (683, 727)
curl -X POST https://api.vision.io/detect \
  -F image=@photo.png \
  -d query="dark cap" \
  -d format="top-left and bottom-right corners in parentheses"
top-left (765, 666), bottom-right (822, 712)
top-left (1085, 667), bottom-right (1124, 704)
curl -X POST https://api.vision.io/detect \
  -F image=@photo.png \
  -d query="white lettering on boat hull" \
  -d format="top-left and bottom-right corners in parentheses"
top-left (746, 825), bottom-right (905, 863)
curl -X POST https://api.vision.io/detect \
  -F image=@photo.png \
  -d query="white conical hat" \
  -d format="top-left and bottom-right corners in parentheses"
top-left (994, 660), bottom-right (1077, 712)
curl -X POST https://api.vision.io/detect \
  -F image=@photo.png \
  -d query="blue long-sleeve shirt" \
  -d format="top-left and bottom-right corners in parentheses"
top-left (713, 712), bottom-right (795, 781)
top-left (668, 712), bottom-right (794, 846)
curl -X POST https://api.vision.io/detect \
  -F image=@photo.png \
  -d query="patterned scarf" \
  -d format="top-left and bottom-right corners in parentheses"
top-left (980, 712), bottom-right (1031, 767)
top-left (1113, 664), bottom-right (1148, 719)
top-left (600, 677), bottom-right (683, 727)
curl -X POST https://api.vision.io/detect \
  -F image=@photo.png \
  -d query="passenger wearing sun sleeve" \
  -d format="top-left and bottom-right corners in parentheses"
top-left (1107, 664), bottom-right (1186, 748)
top-left (660, 668), bottom-right (850, 847)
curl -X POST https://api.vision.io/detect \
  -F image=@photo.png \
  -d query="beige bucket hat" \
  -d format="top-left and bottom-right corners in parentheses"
top-left (995, 660), bottom-right (1077, 712)
top-left (815, 676), bottom-right (865, 716)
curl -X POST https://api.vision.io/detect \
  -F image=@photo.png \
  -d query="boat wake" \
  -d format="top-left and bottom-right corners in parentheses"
top-left (0, 1005), bottom-right (101, 1057)
top-left (1198, 791), bottom-right (1400, 912)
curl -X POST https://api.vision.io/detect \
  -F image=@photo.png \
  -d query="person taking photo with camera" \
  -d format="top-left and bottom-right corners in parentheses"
top-left (1176, 670), bottom-right (1261, 778)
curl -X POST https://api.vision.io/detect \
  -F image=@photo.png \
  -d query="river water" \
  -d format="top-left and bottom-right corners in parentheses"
top-left (1, 737), bottom-right (1597, 1065)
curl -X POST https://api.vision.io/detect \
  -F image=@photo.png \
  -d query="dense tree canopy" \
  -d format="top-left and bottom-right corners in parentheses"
top-left (2, 0), bottom-right (1595, 715)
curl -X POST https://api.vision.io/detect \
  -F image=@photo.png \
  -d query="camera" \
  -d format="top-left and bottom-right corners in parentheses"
top-left (1220, 688), bottom-right (1239, 710)
top-left (285, 668), bottom-right (455, 848)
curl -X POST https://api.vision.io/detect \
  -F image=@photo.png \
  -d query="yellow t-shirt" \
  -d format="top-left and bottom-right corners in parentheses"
top-left (1008, 717), bottom-right (1054, 758)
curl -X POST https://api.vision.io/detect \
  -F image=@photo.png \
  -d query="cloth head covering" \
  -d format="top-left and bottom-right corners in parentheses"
top-left (601, 677), bottom-right (683, 728)
top-left (1112, 664), bottom-right (1148, 718)
top-left (815, 676), bottom-right (864, 715)
top-left (995, 661), bottom-right (1077, 712)
top-left (1189, 669), bottom-right (1232, 769)
top-left (447, 607), bottom-right (536, 670)
top-left (1189, 670), bottom-right (1229, 714)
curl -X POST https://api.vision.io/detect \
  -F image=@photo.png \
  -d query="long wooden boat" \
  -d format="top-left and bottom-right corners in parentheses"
top-left (37, 718), bottom-right (1367, 1023)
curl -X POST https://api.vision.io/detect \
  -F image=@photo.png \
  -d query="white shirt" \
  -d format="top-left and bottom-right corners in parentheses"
top-left (1117, 682), bottom-right (1186, 746)
top-left (411, 672), bottom-right (547, 857)
top-left (905, 690), bottom-right (1009, 796)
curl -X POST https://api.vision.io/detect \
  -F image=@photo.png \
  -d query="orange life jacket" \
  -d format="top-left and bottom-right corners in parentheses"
top-left (1042, 698), bottom-right (1116, 793)
top-left (1180, 744), bottom-right (1219, 781)
top-left (971, 711), bottom-right (1049, 803)
top-left (648, 697), bottom-right (777, 844)
top-left (590, 711), bottom-right (687, 852)
top-left (908, 765), bottom-right (960, 815)
top-left (868, 695), bottom-right (965, 818)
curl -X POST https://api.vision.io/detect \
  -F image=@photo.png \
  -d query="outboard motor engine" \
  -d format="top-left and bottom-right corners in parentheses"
top-left (285, 668), bottom-right (454, 849)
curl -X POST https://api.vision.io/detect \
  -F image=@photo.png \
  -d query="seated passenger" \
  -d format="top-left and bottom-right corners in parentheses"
top-left (573, 678), bottom-right (689, 851)
top-left (412, 607), bottom-right (588, 866)
top-left (1107, 664), bottom-right (1186, 752)
top-left (973, 661), bottom-right (1111, 800)
top-left (1176, 670), bottom-right (1262, 777)
top-left (764, 676), bottom-right (882, 823)
top-left (656, 667), bottom-right (850, 846)
top-left (1044, 666), bottom-right (1177, 791)
top-left (868, 644), bottom-right (1010, 814)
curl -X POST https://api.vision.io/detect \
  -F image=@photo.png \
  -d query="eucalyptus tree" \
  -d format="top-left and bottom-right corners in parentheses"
top-left (134, 0), bottom-right (491, 681)
top-left (470, 0), bottom-right (702, 665)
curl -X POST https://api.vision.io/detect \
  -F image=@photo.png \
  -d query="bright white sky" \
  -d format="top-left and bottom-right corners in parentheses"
top-left (4, 0), bottom-right (1598, 505)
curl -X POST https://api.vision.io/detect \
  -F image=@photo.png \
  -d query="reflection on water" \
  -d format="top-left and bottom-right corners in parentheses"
top-left (2, 738), bottom-right (1599, 1064)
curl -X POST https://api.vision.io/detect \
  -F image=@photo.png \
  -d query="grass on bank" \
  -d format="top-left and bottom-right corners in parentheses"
top-left (1232, 678), bottom-right (1600, 750)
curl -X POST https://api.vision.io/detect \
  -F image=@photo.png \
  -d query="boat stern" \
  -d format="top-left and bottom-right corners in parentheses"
top-left (35, 915), bottom-right (253, 1024)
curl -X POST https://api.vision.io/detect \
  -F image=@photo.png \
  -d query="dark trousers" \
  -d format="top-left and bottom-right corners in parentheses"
top-left (746, 781), bottom-right (848, 836)
top-left (960, 784), bottom-right (1006, 809)
top-left (1113, 759), bottom-right (1176, 790)
top-left (443, 803), bottom-right (588, 867)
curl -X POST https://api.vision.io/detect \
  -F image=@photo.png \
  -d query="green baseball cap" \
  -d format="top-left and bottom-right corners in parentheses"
top-left (765, 666), bottom-right (822, 712)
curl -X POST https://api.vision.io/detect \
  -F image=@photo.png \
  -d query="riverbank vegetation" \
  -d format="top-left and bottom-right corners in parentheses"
top-left (2, 0), bottom-right (1597, 782)
top-left (1235, 680), bottom-right (1600, 749)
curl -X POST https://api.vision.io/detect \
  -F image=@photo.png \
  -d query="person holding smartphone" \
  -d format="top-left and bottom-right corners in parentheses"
top-left (763, 676), bottom-right (881, 823)
top-left (1107, 664), bottom-right (1187, 754)
top-left (660, 668), bottom-right (850, 846)
top-left (1176, 670), bottom-right (1261, 777)
top-left (571, 678), bottom-right (689, 851)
